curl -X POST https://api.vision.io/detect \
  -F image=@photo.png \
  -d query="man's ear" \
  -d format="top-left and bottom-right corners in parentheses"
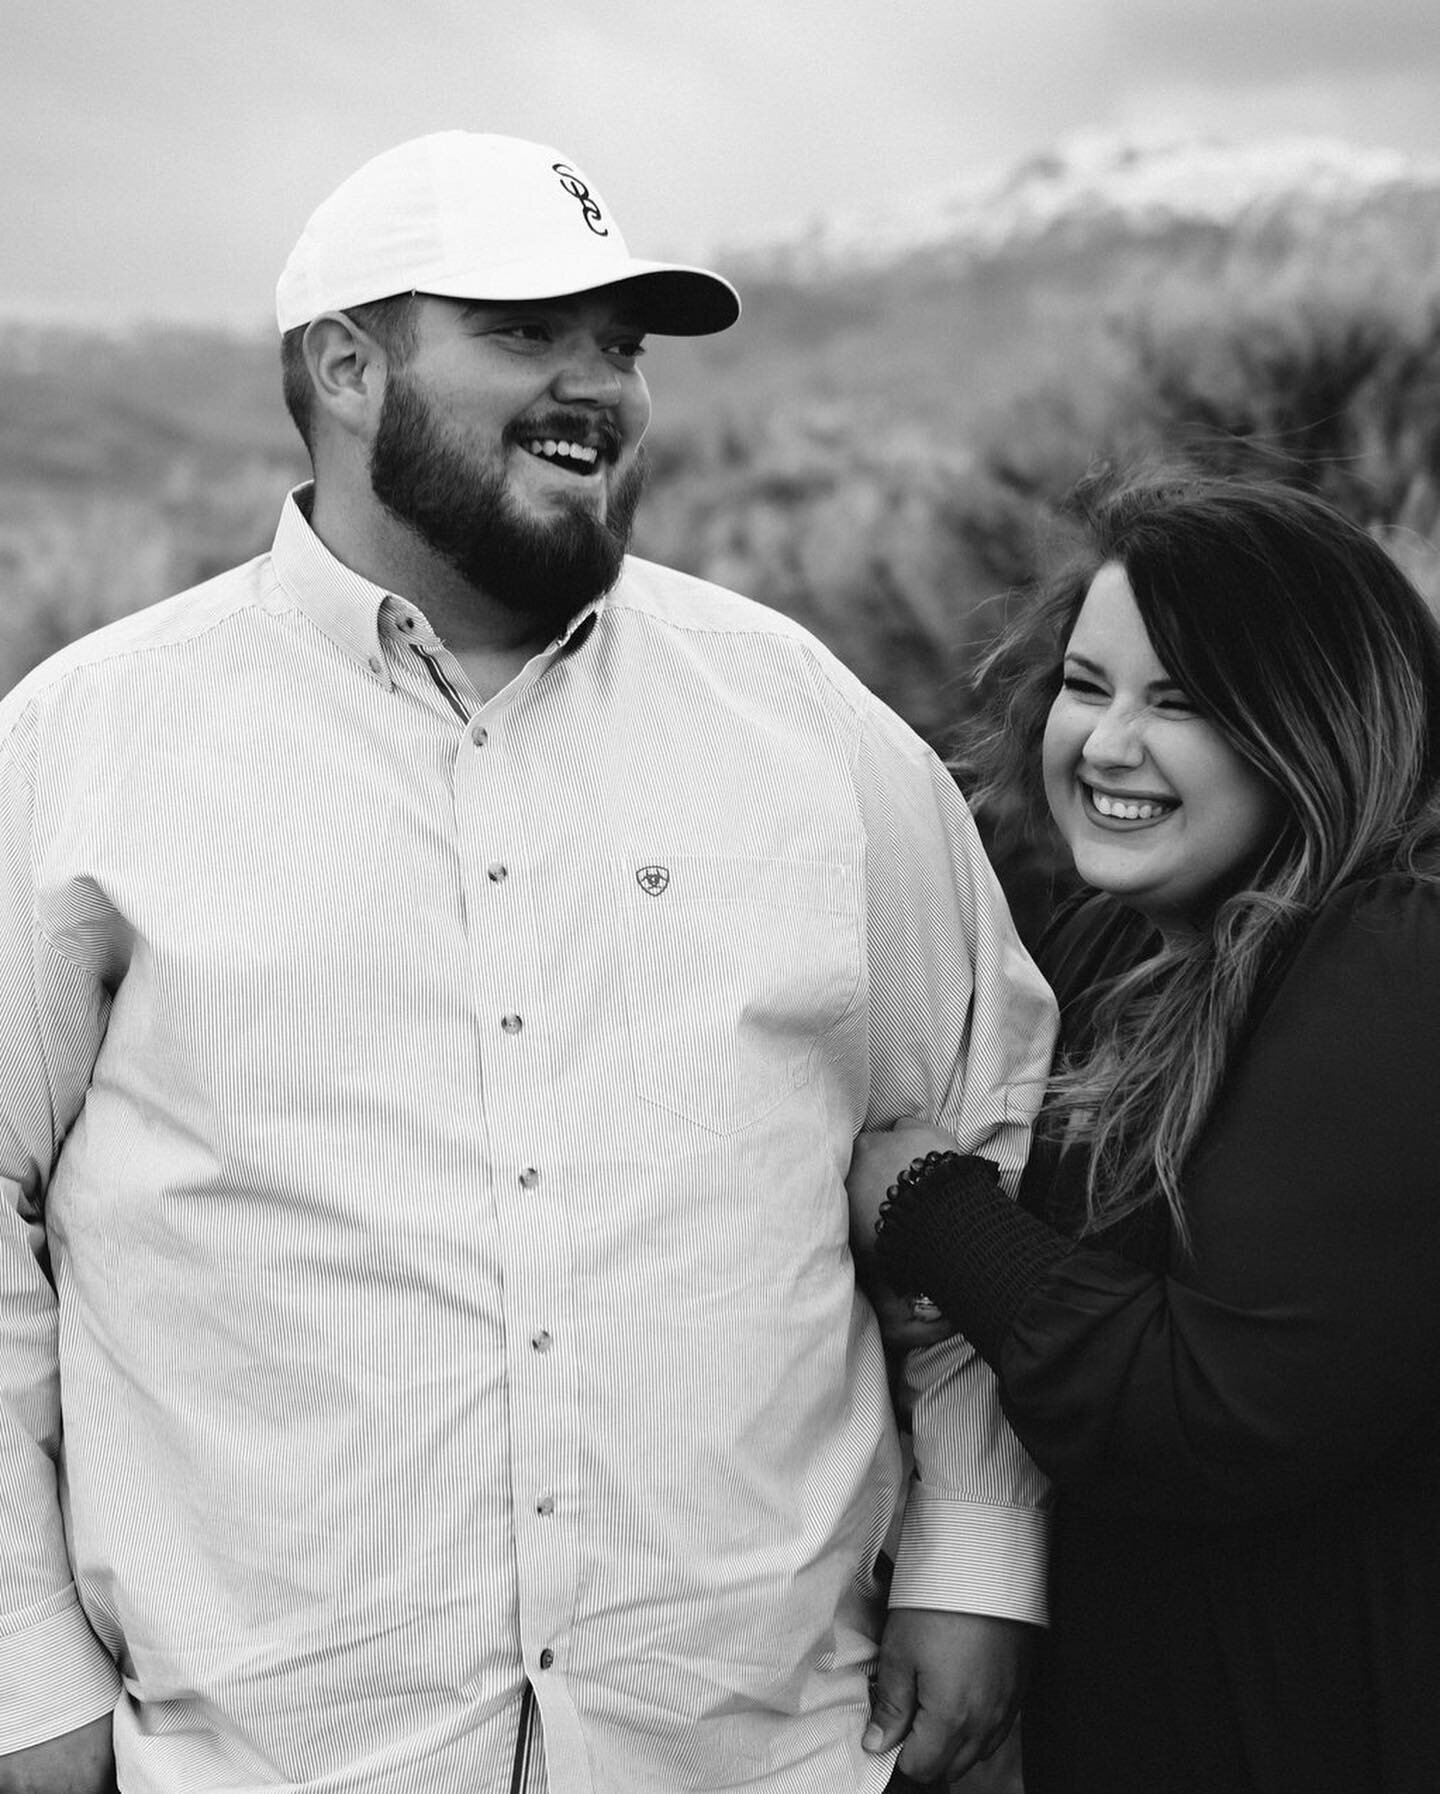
top-left (303, 312), bottom-right (386, 443)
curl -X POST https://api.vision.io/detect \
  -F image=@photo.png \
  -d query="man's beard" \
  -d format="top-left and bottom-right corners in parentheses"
top-left (368, 368), bottom-right (648, 630)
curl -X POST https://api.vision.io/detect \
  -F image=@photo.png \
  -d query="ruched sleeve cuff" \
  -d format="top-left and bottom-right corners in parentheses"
top-left (0, 1586), bottom-right (120, 1752)
top-left (876, 1153), bottom-right (1070, 1367)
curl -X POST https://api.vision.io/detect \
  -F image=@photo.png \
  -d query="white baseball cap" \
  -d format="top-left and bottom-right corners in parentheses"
top-left (275, 131), bottom-right (740, 336)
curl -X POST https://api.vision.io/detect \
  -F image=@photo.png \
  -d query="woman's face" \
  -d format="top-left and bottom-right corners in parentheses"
top-left (1042, 562), bottom-right (1284, 938)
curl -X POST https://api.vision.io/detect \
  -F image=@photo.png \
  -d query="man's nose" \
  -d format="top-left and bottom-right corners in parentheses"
top-left (550, 338), bottom-right (623, 405)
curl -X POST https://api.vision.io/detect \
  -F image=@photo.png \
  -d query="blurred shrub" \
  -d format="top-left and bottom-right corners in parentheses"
top-left (636, 406), bottom-right (1039, 749)
top-left (0, 456), bottom-right (298, 694)
top-left (0, 495), bottom-right (180, 689)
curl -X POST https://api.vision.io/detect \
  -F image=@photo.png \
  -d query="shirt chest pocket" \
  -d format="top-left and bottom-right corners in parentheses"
top-left (617, 854), bottom-right (863, 1136)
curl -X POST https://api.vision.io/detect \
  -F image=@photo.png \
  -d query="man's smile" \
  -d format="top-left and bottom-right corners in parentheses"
top-left (521, 437), bottom-right (603, 475)
top-left (511, 412), bottom-right (623, 480)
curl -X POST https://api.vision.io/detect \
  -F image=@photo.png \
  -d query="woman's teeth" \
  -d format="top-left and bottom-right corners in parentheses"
top-left (1090, 790), bottom-right (1172, 821)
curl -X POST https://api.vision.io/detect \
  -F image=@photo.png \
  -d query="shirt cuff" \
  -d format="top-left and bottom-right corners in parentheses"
top-left (0, 1587), bottom-right (121, 1752)
top-left (888, 1486), bottom-right (1049, 1626)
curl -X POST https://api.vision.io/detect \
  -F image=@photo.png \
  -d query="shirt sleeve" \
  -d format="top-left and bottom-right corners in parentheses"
top-left (899, 876), bottom-right (1440, 1524)
top-left (852, 700), bottom-right (1057, 1624)
top-left (0, 703), bottom-right (121, 1750)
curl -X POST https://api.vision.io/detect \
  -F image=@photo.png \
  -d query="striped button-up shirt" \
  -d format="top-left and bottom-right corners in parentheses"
top-left (0, 492), bottom-right (1056, 1792)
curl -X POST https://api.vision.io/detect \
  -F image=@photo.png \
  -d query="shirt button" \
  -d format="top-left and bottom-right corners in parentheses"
top-left (367, 655), bottom-right (384, 676)
top-left (536, 1496), bottom-right (555, 1517)
top-left (471, 724), bottom-right (488, 746)
top-left (539, 1648), bottom-right (555, 1670)
top-left (487, 863), bottom-right (508, 883)
top-left (531, 1330), bottom-right (553, 1353)
top-left (519, 1166), bottom-right (540, 1189)
top-left (501, 1013), bottom-right (524, 1034)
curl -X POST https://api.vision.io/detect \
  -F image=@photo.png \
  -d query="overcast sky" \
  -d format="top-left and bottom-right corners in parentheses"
top-left (7, 0), bottom-right (1440, 330)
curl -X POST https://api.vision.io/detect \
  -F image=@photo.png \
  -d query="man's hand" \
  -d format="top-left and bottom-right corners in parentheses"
top-left (0, 1715), bottom-right (116, 1794)
top-left (863, 1608), bottom-right (1034, 1785)
top-left (847, 1118), bottom-right (962, 1249)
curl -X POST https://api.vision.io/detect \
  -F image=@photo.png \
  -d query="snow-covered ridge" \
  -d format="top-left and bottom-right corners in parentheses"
top-left (721, 134), bottom-right (1440, 280)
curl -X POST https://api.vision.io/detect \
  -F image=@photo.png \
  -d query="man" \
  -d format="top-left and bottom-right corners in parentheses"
top-left (0, 134), bottom-right (1056, 1793)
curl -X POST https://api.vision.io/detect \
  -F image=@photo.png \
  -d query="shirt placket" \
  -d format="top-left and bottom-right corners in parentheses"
top-left (390, 608), bottom-right (589, 1787)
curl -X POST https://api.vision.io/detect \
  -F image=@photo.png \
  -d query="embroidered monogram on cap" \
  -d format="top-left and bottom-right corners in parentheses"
top-left (636, 866), bottom-right (670, 896)
top-left (552, 163), bottom-right (610, 237)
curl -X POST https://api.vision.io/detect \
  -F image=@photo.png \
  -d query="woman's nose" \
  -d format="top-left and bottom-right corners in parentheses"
top-left (1082, 703), bottom-right (1146, 769)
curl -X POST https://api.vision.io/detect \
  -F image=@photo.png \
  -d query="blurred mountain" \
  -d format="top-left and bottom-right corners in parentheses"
top-left (627, 132), bottom-right (1440, 476)
top-left (719, 132), bottom-right (1440, 281)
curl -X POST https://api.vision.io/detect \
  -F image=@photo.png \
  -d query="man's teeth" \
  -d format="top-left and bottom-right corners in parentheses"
top-left (524, 439), bottom-right (600, 467)
top-left (1091, 790), bottom-right (1172, 821)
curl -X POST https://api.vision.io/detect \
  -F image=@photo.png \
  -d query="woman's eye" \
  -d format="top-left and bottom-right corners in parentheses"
top-left (1061, 673), bottom-right (1107, 700)
top-left (1154, 692), bottom-right (1197, 715)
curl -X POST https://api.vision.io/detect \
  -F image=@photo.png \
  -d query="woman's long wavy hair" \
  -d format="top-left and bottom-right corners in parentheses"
top-left (967, 469), bottom-right (1440, 1247)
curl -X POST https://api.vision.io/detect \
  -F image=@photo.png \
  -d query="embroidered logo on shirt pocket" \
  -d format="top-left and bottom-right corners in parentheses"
top-left (618, 853), bottom-right (862, 1135)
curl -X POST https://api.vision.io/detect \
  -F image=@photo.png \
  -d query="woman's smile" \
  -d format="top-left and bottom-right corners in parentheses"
top-left (1080, 781), bottom-right (1180, 826)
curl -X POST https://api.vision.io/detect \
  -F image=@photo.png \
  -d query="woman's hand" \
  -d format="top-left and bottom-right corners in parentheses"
top-left (847, 1118), bottom-right (962, 1349)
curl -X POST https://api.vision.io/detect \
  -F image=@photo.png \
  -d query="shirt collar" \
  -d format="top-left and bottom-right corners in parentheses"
top-left (270, 485), bottom-right (393, 682)
top-left (269, 483), bottom-right (610, 684)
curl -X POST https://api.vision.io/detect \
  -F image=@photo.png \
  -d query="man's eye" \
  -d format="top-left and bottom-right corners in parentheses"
top-left (607, 339), bottom-right (647, 361)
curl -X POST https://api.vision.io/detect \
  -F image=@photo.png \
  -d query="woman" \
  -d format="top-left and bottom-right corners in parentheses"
top-left (849, 471), bottom-right (1440, 1793)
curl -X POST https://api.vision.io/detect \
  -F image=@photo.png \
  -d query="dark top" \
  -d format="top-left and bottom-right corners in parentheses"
top-left (879, 874), bottom-right (1440, 1794)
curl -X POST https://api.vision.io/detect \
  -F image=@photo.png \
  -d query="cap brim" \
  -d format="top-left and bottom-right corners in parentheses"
top-left (608, 262), bottom-right (741, 336)
top-left (420, 258), bottom-right (740, 337)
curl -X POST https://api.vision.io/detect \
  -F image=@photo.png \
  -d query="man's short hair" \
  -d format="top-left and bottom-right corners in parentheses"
top-left (279, 294), bottom-right (421, 455)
